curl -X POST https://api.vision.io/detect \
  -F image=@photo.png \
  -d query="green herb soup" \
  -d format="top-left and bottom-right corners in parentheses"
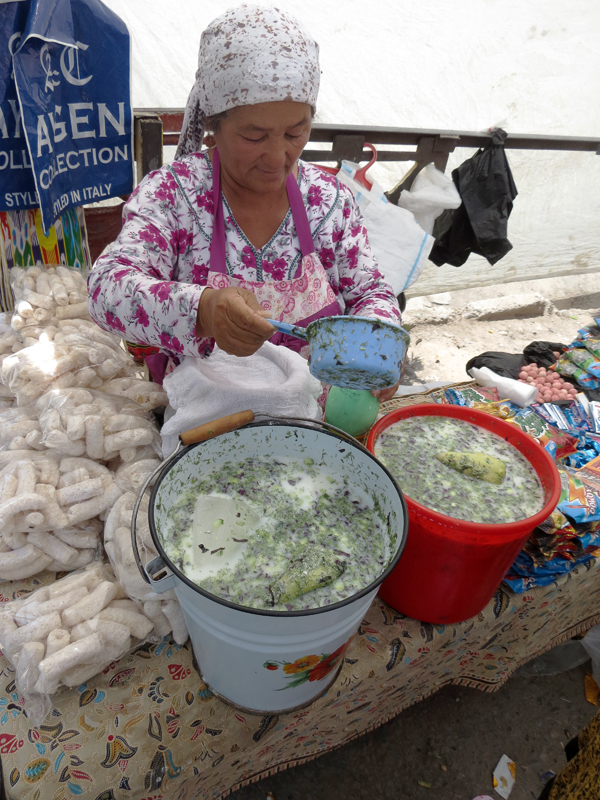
top-left (374, 415), bottom-right (544, 524)
top-left (159, 457), bottom-right (391, 611)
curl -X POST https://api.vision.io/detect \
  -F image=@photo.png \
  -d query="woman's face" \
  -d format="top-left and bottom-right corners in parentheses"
top-left (213, 101), bottom-right (312, 195)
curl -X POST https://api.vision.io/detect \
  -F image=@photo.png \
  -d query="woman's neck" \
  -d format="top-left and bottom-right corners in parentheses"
top-left (210, 149), bottom-right (298, 250)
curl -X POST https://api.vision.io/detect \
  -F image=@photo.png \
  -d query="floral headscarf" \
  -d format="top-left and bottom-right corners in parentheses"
top-left (175, 4), bottom-right (320, 159)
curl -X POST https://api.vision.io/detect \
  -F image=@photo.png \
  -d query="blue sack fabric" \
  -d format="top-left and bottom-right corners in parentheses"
top-left (1, 0), bottom-right (133, 231)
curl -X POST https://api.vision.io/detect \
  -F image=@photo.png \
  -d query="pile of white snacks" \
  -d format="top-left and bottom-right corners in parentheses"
top-left (0, 265), bottom-right (188, 712)
top-left (0, 562), bottom-right (185, 695)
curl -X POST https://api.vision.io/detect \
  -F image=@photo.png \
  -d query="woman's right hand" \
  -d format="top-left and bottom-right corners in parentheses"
top-left (196, 287), bottom-right (275, 356)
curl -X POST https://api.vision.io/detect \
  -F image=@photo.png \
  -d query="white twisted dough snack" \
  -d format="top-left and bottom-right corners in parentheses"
top-left (37, 388), bottom-right (161, 464)
top-left (1, 329), bottom-right (138, 406)
top-left (10, 266), bottom-right (88, 322)
top-left (0, 454), bottom-right (122, 577)
top-left (103, 487), bottom-right (189, 645)
top-left (0, 563), bottom-right (162, 705)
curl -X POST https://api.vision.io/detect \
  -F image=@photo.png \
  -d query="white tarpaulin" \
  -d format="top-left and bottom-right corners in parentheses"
top-left (101, 0), bottom-right (600, 296)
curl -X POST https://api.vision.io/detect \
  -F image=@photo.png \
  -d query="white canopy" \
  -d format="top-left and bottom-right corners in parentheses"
top-left (103, 0), bottom-right (600, 296)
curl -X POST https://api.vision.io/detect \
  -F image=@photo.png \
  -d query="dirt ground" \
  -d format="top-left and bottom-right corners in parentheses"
top-left (401, 306), bottom-right (596, 388)
top-left (232, 283), bottom-right (600, 800)
top-left (231, 663), bottom-right (597, 800)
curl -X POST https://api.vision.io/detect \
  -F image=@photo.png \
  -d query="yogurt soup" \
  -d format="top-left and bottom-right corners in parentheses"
top-left (159, 457), bottom-right (391, 611)
top-left (374, 415), bottom-right (544, 524)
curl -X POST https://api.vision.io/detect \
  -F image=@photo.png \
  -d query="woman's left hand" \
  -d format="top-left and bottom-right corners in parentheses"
top-left (371, 381), bottom-right (401, 403)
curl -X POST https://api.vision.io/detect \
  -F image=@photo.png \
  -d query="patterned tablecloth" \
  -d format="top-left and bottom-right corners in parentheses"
top-left (1, 384), bottom-right (600, 800)
top-left (0, 558), bottom-right (599, 800)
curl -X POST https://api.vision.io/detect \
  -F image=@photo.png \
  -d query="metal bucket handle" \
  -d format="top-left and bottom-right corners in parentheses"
top-left (131, 409), bottom-right (372, 590)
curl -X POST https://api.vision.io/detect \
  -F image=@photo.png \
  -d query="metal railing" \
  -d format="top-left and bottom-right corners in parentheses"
top-left (133, 108), bottom-right (600, 202)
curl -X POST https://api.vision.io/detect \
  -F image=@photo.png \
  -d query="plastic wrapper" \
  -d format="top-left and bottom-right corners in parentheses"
top-left (0, 405), bottom-right (42, 452)
top-left (556, 465), bottom-right (600, 524)
top-left (0, 452), bottom-right (122, 576)
top-left (504, 408), bottom-right (579, 460)
top-left (36, 387), bottom-right (161, 463)
top-left (103, 489), bottom-right (189, 646)
top-left (524, 526), bottom-right (585, 566)
top-left (567, 348), bottom-right (600, 378)
top-left (583, 338), bottom-right (600, 363)
top-left (0, 328), bottom-right (139, 406)
top-left (442, 386), bottom-right (500, 406)
top-left (100, 377), bottom-right (168, 411)
top-left (553, 356), bottom-right (600, 390)
top-left (538, 508), bottom-right (577, 536)
top-left (0, 561), bottom-right (162, 726)
top-left (577, 319), bottom-right (600, 341)
top-left (515, 639), bottom-right (590, 677)
top-left (9, 265), bottom-right (89, 332)
top-left (504, 542), bottom-right (600, 592)
top-left (113, 458), bottom-right (161, 493)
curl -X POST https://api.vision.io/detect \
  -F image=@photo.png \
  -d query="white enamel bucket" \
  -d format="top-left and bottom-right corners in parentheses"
top-left (132, 412), bottom-right (408, 714)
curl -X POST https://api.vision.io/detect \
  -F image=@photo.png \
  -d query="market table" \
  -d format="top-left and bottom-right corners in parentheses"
top-left (1, 384), bottom-right (599, 800)
top-left (0, 557), bottom-right (599, 800)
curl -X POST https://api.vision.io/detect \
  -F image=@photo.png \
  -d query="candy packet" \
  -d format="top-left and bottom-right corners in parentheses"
top-left (505, 408), bottom-right (578, 460)
top-left (556, 465), bottom-right (600, 524)
top-left (524, 528), bottom-right (580, 567)
top-left (584, 339), bottom-right (600, 362)
top-left (537, 507), bottom-right (576, 537)
top-left (553, 356), bottom-right (600, 390)
top-left (567, 347), bottom-right (600, 378)
top-left (576, 319), bottom-right (600, 340)
top-left (443, 386), bottom-right (500, 406)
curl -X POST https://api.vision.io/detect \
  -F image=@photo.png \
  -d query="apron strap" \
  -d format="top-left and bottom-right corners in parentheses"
top-left (209, 149), bottom-right (315, 275)
top-left (286, 169), bottom-right (315, 258)
top-left (209, 148), bottom-right (228, 275)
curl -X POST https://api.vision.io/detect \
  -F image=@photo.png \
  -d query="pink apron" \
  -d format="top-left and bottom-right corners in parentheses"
top-left (146, 150), bottom-right (341, 384)
top-left (207, 148), bottom-right (341, 353)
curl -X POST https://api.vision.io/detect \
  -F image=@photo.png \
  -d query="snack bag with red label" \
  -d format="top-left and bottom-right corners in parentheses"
top-left (556, 465), bottom-right (600, 524)
top-left (504, 408), bottom-right (578, 460)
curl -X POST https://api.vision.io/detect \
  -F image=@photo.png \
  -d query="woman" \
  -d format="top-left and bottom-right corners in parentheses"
top-left (88, 5), bottom-right (401, 400)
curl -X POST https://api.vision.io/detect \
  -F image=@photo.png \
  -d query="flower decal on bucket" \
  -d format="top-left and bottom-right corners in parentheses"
top-left (263, 635), bottom-right (354, 690)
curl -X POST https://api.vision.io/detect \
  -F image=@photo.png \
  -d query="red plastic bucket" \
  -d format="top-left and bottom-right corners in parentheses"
top-left (366, 404), bottom-right (561, 623)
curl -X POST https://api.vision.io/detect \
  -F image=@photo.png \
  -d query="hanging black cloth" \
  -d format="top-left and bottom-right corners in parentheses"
top-left (429, 128), bottom-right (518, 267)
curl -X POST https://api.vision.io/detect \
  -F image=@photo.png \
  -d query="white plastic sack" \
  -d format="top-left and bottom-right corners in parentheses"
top-left (337, 160), bottom-right (434, 295)
top-left (469, 366), bottom-right (538, 407)
top-left (161, 343), bottom-right (322, 457)
top-left (397, 163), bottom-right (462, 235)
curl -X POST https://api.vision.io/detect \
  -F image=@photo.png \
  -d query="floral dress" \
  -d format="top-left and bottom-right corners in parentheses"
top-left (88, 152), bottom-right (401, 372)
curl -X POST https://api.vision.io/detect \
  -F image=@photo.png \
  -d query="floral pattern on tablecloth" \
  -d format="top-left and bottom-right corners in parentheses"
top-left (0, 558), bottom-right (600, 800)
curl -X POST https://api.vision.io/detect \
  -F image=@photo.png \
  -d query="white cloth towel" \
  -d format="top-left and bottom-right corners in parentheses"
top-left (161, 343), bottom-right (322, 457)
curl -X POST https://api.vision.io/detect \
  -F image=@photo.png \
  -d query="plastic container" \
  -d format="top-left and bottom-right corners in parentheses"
top-left (135, 418), bottom-right (408, 713)
top-left (324, 387), bottom-right (380, 437)
top-left (366, 404), bottom-right (561, 624)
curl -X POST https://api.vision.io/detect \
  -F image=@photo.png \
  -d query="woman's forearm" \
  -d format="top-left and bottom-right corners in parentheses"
top-left (88, 255), bottom-right (213, 359)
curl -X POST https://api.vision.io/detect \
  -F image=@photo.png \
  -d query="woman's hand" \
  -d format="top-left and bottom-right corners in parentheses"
top-left (196, 287), bottom-right (275, 356)
top-left (371, 380), bottom-right (401, 403)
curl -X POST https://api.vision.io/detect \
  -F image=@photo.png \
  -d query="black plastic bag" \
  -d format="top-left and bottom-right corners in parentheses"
top-left (523, 341), bottom-right (569, 368)
top-left (465, 341), bottom-right (568, 379)
top-left (430, 129), bottom-right (518, 267)
top-left (465, 351), bottom-right (526, 379)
